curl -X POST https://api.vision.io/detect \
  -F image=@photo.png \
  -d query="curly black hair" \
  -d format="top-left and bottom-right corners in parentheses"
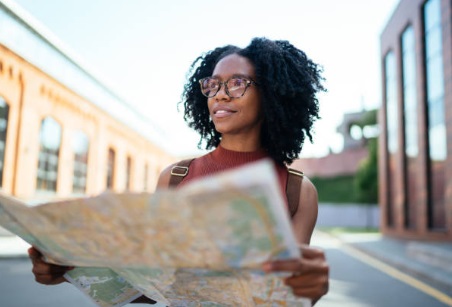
top-left (181, 37), bottom-right (325, 165)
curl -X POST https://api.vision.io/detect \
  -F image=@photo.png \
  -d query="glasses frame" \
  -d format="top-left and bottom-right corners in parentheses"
top-left (199, 77), bottom-right (258, 98)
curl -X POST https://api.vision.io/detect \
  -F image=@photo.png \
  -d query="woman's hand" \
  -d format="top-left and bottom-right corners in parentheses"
top-left (262, 245), bottom-right (329, 303)
top-left (28, 246), bottom-right (74, 285)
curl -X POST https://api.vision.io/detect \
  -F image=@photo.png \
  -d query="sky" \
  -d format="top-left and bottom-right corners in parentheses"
top-left (11, 0), bottom-right (399, 158)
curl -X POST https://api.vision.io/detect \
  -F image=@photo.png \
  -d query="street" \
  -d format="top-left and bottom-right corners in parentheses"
top-left (311, 232), bottom-right (450, 307)
top-left (0, 232), bottom-right (449, 307)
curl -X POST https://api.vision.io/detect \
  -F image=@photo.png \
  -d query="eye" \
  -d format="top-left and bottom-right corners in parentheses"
top-left (228, 78), bottom-right (247, 89)
top-left (204, 78), bottom-right (219, 89)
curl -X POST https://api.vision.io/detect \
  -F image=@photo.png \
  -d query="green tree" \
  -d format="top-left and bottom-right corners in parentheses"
top-left (354, 109), bottom-right (378, 203)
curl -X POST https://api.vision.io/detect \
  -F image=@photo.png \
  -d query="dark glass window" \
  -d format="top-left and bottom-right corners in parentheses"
top-left (402, 27), bottom-right (418, 158)
top-left (36, 117), bottom-right (61, 192)
top-left (401, 26), bottom-right (418, 228)
top-left (385, 51), bottom-right (398, 227)
top-left (424, 0), bottom-right (446, 229)
top-left (106, 148), bottom-right (115, 189)
top-left (72, 131), bottom-right (89, 194)
top-left (0, 97), bottom-right (8, 187)
top-left (386, 51), bottom-right (398, 154)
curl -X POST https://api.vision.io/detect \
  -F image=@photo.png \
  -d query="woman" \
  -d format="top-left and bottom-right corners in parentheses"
top-left (158, 37), bottom-right (329, 303)
top-left (29, 37), bottom-right (329, 304)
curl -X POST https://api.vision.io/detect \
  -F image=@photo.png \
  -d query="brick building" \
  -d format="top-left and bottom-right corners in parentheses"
top-left (0, 1), bottom-right (174, 203)
top-left (379, 0), bottom-right (452, 240)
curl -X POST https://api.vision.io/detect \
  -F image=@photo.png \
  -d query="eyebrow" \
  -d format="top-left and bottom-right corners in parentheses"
top-left (210, 73), bottom-right (253, 80)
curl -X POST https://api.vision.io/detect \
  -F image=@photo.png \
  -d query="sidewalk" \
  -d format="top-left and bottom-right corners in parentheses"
top-left (1, 227), bottom-right (452, 297)
top-left (314, 229), bottom-right (452, 297)
top-left (0, 228), bottom-right (30, 258)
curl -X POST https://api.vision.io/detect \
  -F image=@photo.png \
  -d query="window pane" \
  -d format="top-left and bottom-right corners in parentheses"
top-left (384, 51), bottom-right (398, 227)
top-left (72, 131), bottom-right (89, 194)
top-left (402, 26), bottom-right (418, 157)
top-left (385, 52), bottom-right (398, 154)
top-left (36, 117), bottom-right (61, 192)
top-left (126, 156), bottom-right (132, 190)
top-left (107, 149), bottom-right (115, 189)
top-left (401, 26), bottom-right (419, 228)
top-left (0, 96), bottom-right (8, 187)
top-left (424, 0), bottom-right (446, 230)
top-left (424, 0), bottom-right (441, 31)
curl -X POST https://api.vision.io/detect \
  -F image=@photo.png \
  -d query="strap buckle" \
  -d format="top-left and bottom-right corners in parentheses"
top-left (288, 169), bottom-right (304, 177)
top-left (171, 166), bottom-right (189, 177)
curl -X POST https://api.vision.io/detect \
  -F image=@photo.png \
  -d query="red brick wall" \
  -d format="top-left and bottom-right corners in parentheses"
top-left (380, 0), bottom-right (452, 241)
top-left (291, 147), bottom-right (369, 178)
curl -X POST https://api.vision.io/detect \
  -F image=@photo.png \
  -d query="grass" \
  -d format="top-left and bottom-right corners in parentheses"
top-left (318, 226), bottom-right (380, 235)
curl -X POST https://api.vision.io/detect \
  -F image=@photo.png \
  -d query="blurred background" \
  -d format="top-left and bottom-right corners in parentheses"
top-left (0, 0), bottom-right (451, 306)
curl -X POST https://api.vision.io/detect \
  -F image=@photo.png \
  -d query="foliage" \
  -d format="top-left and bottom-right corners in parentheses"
top-left (353, 109), bottom-right (378, 203)
top-left (355, 109), bottom-right (378, 128)
top-left (311, 109), bottom-right (379, 204)
top-left (354, 138), bottom-right (379, 203)
top-left (310, 175), bottom-right (361, 203)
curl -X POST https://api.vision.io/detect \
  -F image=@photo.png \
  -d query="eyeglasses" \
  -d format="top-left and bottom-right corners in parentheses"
top-left (199, 77), bottom-right (257, 98)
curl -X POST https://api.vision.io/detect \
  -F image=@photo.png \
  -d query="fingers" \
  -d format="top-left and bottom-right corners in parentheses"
top-left (299, 245), bottom-right (325, 260)
top-left (263, 256), bottom-right (328, 275)
top-left (28, 246), bottom-right (73, 285)
top-left (262, 246), bottom-right (329, 300)
top-left (289, 283), bottom-right (329, 298)
top-left (28, 246), bottom-right (42, 259)
top-left (33, 271), bottom-right (68, 285)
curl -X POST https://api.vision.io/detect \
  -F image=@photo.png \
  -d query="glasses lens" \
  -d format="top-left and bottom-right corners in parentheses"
top-left (227, 78), bottom-right (248, 98)
top-left (200, 78), bottom-right (219, 97)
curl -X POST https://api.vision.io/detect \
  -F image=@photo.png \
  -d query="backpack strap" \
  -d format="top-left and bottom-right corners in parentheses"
top-left (169, 159), bottom-right (303, 218)
top-left (286, 168), bottom-right (304, 217)
top-left (169, 158), bottom-right (194, 187)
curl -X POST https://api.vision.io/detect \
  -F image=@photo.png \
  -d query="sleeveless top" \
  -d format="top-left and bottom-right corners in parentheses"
top-left (177, 145), bottom-right (289, 208)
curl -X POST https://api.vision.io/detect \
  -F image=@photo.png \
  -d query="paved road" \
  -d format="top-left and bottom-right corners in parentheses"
top-left (311, 232), bottom-right (451, 307)
top-left (0, 232), bottom-right (449, 307)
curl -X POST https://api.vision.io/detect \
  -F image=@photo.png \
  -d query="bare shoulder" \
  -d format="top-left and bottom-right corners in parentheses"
top-left (291, 175), bottom-right (319, 245)
top-left (156, 163), bottom-right (177, 190)
top-left (300, 176), bottom-right (318, 205)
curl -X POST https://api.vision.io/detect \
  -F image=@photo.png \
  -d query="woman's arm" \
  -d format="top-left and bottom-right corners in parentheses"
top-left (291, 176), bottom-right (318, 245)
top-left (155, 163), bottom-right (176, 190)
top-left (263, 176), bottom-right (329, 304)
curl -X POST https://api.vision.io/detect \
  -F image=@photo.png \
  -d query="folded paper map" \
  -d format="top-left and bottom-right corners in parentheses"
top-left (0, 160), bottom-right (311, 307)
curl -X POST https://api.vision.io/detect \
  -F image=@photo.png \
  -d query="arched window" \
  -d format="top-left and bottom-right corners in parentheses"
top-left (106, 148), bottom-right (115, 189)
top-left (72, 131), bottom-right (89, 194)
top-left (0, 96), bottom-right (9, 187)
top-left (37, 117), bottom-right (61, 192)
top-left (125, 156), bottom-right (132, 190)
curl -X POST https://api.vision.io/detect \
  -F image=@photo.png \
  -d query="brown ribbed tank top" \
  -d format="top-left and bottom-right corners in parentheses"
top-left (178, 145), bottom-right (289, 207)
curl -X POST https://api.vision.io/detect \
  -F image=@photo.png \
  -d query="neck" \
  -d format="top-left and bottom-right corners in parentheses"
top-left (219, 135), bottom-right (262, 152)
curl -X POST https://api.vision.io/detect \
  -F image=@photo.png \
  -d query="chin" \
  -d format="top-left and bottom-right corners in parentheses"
top-left (213, 124), bottom-right (229, 134)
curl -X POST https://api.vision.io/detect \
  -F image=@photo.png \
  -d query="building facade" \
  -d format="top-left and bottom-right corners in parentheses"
top-left (292, 110), bottom-right (372, 178)
top-left (0, 1), bottom-right (175, 203)
top-left (380, 0), bottom-right (452, 240)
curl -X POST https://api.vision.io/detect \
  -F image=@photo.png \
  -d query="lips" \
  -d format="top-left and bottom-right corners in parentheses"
top-left (212, 106), bottom-right (236, 118)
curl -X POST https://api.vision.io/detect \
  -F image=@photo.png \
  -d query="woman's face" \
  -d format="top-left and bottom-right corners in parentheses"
top-left (207, 54), bottom-right (262, 139)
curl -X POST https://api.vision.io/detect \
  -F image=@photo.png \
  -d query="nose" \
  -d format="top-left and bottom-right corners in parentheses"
top-left (215, 83), bottom-right (230, 101)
